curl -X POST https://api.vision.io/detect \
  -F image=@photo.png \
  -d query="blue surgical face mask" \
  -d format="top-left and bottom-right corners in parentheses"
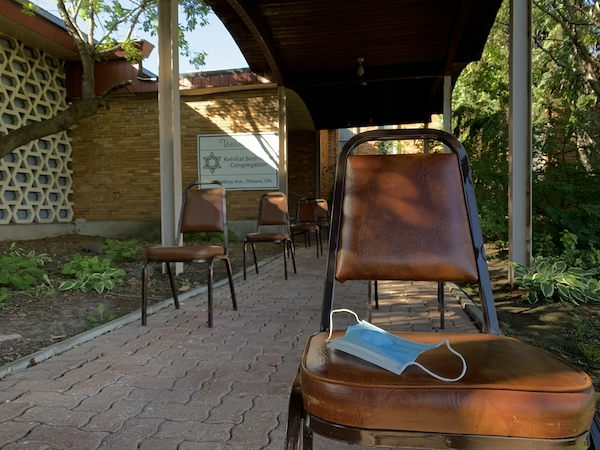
top-left (326, 309), bottom-right (467, 382)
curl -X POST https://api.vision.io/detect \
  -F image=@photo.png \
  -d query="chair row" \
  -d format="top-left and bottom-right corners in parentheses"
top-left (141, 184), bottom-right (328, 327)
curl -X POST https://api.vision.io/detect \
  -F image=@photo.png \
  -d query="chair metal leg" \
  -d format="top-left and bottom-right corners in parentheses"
top-left (251, 242), bottom-right (258, 274)
top-left (141, 261), bottom-right (148, 326)
top-left (438, 281), bottom-right (445, 329)
top-left (224, 257), bottom-right (237, 311)
top-left (283, 241), bottom-right (288, 280)
top-left (590, 411), bottom-right (600, 450)
top-left (289, 239), bottom-right (297, 273)
top-left (315, 230), bottom-right (320, 258)
top-left (286, 371), bottom-right (304, 450)
top-left (165, 263), bottom-right (180, 310)
top-left (374, 280), bottom-right (379, 309)
top-left (207, 259), bottom-right (215, 328)
top-left (243, 241), bottom-right (247, 280)
top-left (302, 421), bottom-right (313, 450)
top-left (318, 228), bottom-right (323, 256)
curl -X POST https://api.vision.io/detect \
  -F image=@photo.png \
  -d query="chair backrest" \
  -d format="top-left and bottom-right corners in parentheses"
top-left (322, 129), bottom-right (499, 334)
top-left (295, 198), bottom-right (318, 223)
top-left (257, 192), bottom-right (290, 228)
top-left (178, 180), bottom-right (229, 250)
top-left (336, 154), bottom-right (478, 283)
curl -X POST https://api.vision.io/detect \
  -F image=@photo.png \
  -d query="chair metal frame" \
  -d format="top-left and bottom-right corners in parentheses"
top-left (285, 129), bottom-right (596, 450)
top-left (320, 129), bottom-right (498, 334)
top-left (315, 198), bottom-right (330, 230)
top-left (243, 191), bottom-right (297, 280)
top-left (141, 180), bottom-right (237, 327)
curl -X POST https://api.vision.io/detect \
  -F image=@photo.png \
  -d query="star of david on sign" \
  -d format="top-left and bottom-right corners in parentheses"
top-left (203, 152), bottom-right (222, 174)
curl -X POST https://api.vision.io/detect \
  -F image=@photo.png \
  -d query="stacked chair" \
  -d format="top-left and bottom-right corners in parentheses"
top-left (141, 180), bottom-right (237, 328)
top-left (285, 129), bottom-right (597, 450)
top-left (243, 192), bottom-right (297, 280)
top-left (291, 198), bottom-right (322, 257)
top-left (315, 198), bottom-right (330, 234)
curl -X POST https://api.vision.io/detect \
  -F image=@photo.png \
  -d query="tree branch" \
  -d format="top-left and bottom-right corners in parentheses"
top-left (56, 0), bottom-right (87, 52)
top-left (0, 80), bottom-right (132, 159)
top-left (534, 0), bottom-right (600, 99)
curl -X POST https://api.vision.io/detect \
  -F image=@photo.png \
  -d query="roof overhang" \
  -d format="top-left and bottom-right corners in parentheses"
top-left (205, 0), bottom-right (502, 129)
top-left (0, 0), bottom-right (79, 60)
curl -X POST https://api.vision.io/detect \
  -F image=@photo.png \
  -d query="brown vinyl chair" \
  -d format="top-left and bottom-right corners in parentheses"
top-left (243, 192), bottom-right (297, 280)
top-left (290, 198), bottom-right (322, 257)
top-left (286, 129), bottom-right (597, 450)
top-left (141, 180), bottom-right (236, 328)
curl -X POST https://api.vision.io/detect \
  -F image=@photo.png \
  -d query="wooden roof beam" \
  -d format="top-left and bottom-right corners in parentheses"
top-left (445, 0), bottom-right (473, 75)
top-left (225, 0), bottom-right (285, 85)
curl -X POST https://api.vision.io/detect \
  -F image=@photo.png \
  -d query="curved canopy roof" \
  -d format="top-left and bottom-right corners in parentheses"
top-left (205, 0), bottom-right (502, 130)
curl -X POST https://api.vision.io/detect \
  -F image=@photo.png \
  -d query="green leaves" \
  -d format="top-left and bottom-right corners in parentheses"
top-left (59, 255), bottom-right (125, 293)
top-left (20, 2), bottom-right (36, 17)
top-left (101, 238), bottom-right (140, 262)
top-left (0, 287), bottom-right (10, 307)
top-left (87, 303), bottom-right (117, 328)
top-left (512, 256), bottom-right (600, 305)
top-left (0, 241), bottom-right (131, 298)
top-left (0, 244), bottom-right (50, 292)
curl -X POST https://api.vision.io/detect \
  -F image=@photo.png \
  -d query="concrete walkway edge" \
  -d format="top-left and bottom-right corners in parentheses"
top-left (447, 282), bottom-right (485, 330)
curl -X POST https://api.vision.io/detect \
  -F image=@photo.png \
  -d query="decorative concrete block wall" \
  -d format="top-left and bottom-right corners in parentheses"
top-left (0, 33), bottom-right (73, 225)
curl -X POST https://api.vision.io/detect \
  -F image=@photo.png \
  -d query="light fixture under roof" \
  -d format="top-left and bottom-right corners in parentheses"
top-left (357, 57), bottom-right (365, 77)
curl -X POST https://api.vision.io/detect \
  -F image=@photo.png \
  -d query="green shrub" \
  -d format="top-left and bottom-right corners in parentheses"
top-left (0, 243), bottom-right (49, 291)
top-left (102, 238), bottom-right (141, 261)
top-left (533, 161), bottom-right (600, 254)
top-left (512, 258), bottom-right (600, 305)
top-left (59, 254), bottom-right (125, 293)
top-left (570, 313), bottom-right (600, 369)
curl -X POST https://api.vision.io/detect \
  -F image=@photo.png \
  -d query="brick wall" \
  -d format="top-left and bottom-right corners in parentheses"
top-left (71, 88), bottom-right (319, 224)
top-left (71, 92), bottom-right (160, 222)
top-left (321, 129), bottom-right (339, 202)
top-left (288, 130), bottom-right (318, 218)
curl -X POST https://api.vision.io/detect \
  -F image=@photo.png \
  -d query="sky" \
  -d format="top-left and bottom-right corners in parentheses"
top-left (32, 1), bottom-right (249, 74)
top-left (139, 11), bottom-right (249, 75)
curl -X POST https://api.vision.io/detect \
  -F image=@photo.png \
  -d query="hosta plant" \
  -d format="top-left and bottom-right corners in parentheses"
top-left (59, 254), bottom-right (125, 293)
top-left (512, 258), bottom-right (600, 305)
top-left (0, 244), bottom-right (49, 291)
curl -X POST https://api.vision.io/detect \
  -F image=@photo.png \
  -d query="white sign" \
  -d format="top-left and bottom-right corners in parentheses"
top-left (197, 133), bottom-right (279, 190)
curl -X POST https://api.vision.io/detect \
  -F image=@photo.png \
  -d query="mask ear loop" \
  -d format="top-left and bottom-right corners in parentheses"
top-left (327, 308), bottom-right (361, 341)
top-left (409, 340), bottom-right (468, 382)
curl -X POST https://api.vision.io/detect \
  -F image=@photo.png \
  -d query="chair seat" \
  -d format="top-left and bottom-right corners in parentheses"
top-left (300, 331), bottom-right (596, 439)
top-left (245, 232), bottom-right (290, 242)
top-left (291, 222), bottom-right (319, 231)
top-left (146, 245), bottom-right (225, 262)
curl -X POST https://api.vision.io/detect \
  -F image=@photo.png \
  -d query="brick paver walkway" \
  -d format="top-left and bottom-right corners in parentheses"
top-left (0, 245), bottom-right (478, 450)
